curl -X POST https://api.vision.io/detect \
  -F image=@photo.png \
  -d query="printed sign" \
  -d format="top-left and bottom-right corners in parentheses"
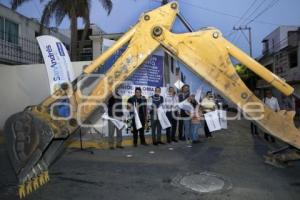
top-left (37, 35), bottom-right (75, 94)
top-left (100, 38), bottom-right (164, 97)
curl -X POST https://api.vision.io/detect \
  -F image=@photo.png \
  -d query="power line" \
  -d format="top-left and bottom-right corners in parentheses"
top-left (151, 0), bottom-right (280, 26)
top-left (234, 0), bottom-right (259, 26)
top-left (226, 0), bottom-right (259, 38)
top-left (245, 0), bottom-right (280, 25)
top-left (233, 32), bottom-right (243, 44)
top-left (239, 0), bottom-right (267, 25)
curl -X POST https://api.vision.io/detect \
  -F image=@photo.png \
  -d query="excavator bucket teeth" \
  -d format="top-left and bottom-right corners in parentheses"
top-left (4, 110), bottom-right (66, 197)
top-left (33, 177), bottom-right (40, 191)
top-left (4, 111), bottom-right (54, 183)
top-left (18, 185), bottom-right (26, 199)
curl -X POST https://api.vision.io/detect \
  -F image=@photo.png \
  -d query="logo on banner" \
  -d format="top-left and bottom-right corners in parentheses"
top-left (56, 42), bottom-right (65, 56)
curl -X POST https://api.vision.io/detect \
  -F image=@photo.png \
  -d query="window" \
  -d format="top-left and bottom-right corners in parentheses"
top-left (289, 50), bottom-right (298, 68)
top-left (176, 67), bottom-right (180, 76)
top-left (265, 64), bottom-right (273, 72)
top-left (262, 39), bottom-right (269, 54)
top-left (0, 17), bottom-right (4, 40)
top-left (5, 19), bottom-right (18, 44)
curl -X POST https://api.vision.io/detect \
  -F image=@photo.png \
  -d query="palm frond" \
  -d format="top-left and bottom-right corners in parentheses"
top-left (99, 0), bottom-right (113, 15)
top-left (11, 0), bottom-right (30, 10)
top-left (40, 0), bottom-right (62, 33)
top-left (54, 2), bottom-right (68, 26)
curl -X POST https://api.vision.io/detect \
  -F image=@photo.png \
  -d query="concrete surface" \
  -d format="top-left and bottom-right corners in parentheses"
top-left (1, 118), bottom-right (300, 200)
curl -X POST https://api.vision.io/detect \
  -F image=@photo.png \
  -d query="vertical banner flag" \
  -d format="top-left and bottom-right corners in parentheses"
top-left (37, 35), bottom-right (75, 94)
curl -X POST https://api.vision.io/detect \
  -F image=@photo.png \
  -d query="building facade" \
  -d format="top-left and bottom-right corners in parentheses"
top-left (0, 4), bottom-right (70, 65)
top-left (257, 26), bottom-right (300, 112)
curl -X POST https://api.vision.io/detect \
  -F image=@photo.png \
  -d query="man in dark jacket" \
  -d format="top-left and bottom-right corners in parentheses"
top-left (127, 87), bottom-right (148, 147)
top-left (107, 91), bottom-right (124, 149)
top-left (149, 87), bottom-right (164, 145)
top-left (178, 84), bottom-right (190, 140)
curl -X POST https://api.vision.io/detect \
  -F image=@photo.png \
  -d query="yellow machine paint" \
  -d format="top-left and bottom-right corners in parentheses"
top-left (3, 2), bottom-right (300, 199)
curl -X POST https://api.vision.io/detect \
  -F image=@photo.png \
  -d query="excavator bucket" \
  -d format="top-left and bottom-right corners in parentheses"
top-left (4, 110), bottom-right (65, 198)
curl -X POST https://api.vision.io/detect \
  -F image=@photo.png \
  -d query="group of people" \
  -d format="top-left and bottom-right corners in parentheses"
top-left (106, 85), bottom-right (299, 149)
top-left (107, 84), bottom-right (219, 149)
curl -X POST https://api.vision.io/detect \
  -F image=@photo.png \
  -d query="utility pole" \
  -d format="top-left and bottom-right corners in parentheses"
top-left (233, 26), bottom-right (253, 57)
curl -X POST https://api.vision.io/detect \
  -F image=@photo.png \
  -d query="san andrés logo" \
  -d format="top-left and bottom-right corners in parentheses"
top-left (46, 45), bottom-right (62, 81)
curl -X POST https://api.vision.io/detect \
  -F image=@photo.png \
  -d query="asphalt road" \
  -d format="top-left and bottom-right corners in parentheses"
top-left (1, 118), bottom-right (300, 200)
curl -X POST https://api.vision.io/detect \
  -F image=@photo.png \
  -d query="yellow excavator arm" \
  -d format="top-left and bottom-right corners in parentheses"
top-left (3, 2), bottom-right (300, 199)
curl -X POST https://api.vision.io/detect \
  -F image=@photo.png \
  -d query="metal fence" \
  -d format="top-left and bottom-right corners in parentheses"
top-left (0, 31), bottom-right (42, 65)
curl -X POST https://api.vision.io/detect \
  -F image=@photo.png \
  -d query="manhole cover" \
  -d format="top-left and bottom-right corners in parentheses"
top-left (172, 172), bottom-right (231, 194)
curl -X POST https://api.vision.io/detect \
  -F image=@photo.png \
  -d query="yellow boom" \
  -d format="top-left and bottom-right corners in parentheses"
top-left (3, 2), bottom-right (300, 199)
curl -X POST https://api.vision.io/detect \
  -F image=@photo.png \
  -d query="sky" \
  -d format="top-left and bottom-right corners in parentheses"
top-left (1, 0), bottom-right (300, 92)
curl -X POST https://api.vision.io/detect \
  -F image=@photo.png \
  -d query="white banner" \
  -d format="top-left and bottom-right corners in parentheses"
top-left (174, 80), bottom-right (184, 90)
top-left (37, 35), bottom-right (75, 94)
top-left (176, 99), bottom-right (194, 113)
top-left (204, 110), bottom-right (222, 132)
top-left (157, 106), bottom-right (171, 130)
top-left (195, 86), bottom-right (203, 103)
top-left (134, 104), bottom-right (143, 130)
top-left (218, 110), bottom-right (228, 129)
top-left (101, 112), bottom-right (127, 130)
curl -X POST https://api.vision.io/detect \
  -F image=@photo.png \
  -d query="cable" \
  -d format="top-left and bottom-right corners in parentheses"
top-left (234, 0), bottom-right (259, 27)
top-left (240, 30), bottom-right (250, 43)
top-left (239, 0), bottom-right (267, 25)
top-left (151, 0), bottom-right (280, 26)
top-left (226, 31), bottom-right (238, 39)
top-left (226, 0), bottom-right (259, 37)
top-left (232, 31), bottom-right (241, 43)
top-left (245, 0), bottom-right (280, 25)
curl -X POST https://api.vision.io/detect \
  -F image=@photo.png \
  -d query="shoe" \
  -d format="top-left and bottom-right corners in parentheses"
top-left (141, 142), bottom-right (148, 146)
top-left (109, 147), bottom-right (114, 150)
top-left (116, 145), bottom-right (124, 149)
top-left (153, 142), bottom-right (158, 146)
top-left (172, 139), bottom-right (178, 143)
top-left (192, 140), bottom-right (200, 144)
top-left (133, 144), bottom-right (137, 147)
top-left (158, 141), bottom-right (165, 145)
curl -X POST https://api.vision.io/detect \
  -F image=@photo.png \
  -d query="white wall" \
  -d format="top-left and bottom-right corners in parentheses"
top-left (0, 61), bottom-right (91, 129)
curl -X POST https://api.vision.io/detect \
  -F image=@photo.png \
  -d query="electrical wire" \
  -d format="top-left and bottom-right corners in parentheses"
top-left (234, 0), bottom-right (259, 27)
top-left (245, 0), bottom-right (280, 25)
top-left (239, 0), bottom-right (267, 25)
top-left (151, 0), bottom-right (280, 26)
top-left (226, 0), bottom-right (259, 37)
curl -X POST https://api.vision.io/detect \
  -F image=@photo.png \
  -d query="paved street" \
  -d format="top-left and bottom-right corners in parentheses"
top-left (1, 118), bottom-right (300, 200)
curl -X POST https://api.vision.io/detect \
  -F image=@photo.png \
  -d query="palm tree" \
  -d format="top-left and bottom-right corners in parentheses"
top-left (11, 0), bottom-right (113, 61)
